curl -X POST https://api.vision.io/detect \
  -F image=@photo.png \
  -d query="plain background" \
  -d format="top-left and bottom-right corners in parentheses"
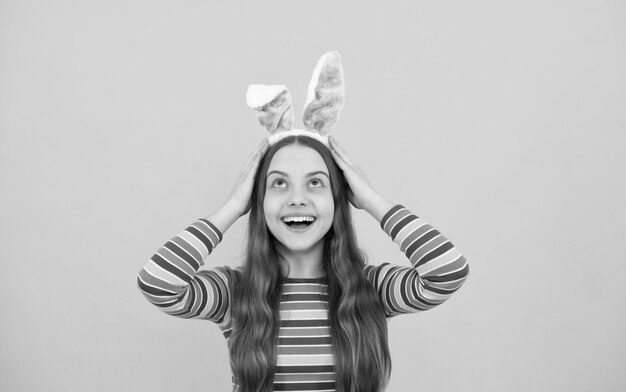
top-left (1, 1), bottom-right (625, 391)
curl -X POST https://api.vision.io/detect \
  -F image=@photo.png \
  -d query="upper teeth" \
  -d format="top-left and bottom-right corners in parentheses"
top-left (283, 216), bottom-right (315, 223)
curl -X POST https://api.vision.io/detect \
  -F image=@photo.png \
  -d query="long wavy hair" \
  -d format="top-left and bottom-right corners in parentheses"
top-left (228, 135), bottom-right (391, 392)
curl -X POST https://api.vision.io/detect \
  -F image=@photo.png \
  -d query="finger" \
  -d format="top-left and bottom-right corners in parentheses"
top-left (328, 137), bottom-right (347, 165)
top-left (257, 137), bottom-right (269, 154)
top-left (329, 136), bottom-right (354, 166)
top-left (242, 145), bottom-right (258, 168)
top-left (329, 136), bottom-right (351, 164)
top-left (252, 138), bottom-right (269, 160)
top-left (253, 138), bottom-right (269, 164)
top-left (246, 140), bottom-right (268, 176)
top-left (244, 138), bottom-right (269, 171)
top-left (329, 145), bottom-right (349, 172)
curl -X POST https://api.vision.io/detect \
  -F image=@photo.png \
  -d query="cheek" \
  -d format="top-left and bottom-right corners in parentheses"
top-left (262, 193), bottom-right (284, 235)
top-left (263, 191), bottom-right (279, 213)
top-left (318, 193), bottom-right (335, 220)
top-left (262, 198), bottom-right (278, 237)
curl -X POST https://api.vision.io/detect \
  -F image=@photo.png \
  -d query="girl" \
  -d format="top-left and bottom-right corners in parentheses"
top-left (138, 53), bottom-right (469, 392)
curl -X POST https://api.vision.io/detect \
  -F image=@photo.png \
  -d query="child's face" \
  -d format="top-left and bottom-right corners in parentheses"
top-left (263, 144), bottom-right (334, 255)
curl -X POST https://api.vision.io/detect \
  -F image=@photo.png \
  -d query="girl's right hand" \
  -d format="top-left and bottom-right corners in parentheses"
top-left (225, 138), bottom-right (269, 217)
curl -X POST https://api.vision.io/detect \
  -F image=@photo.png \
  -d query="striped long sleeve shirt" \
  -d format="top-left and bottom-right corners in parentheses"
top-left (137, 204), bottom-right (469, 391)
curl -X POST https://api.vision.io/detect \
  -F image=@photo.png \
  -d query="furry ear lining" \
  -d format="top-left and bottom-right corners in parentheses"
top-left (246, 84), bottom-right (294, 134)
top-left (302, 51), bottom-right (345, 135)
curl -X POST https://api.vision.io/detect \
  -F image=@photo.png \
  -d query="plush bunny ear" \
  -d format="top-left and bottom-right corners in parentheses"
top-left (302, 51), bottom-right (345, 135)
top-left (246, 84), bottom-right (294, 135)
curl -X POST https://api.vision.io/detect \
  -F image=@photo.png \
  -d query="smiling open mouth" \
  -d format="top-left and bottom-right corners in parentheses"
top-left (282, 216), bottom-right (316, 229)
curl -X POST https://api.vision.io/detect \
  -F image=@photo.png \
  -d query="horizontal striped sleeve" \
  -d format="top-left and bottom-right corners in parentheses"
top-left (137, 219), bottom-right (233, 324)
top-left (366, 205), bottom-right (469, 317)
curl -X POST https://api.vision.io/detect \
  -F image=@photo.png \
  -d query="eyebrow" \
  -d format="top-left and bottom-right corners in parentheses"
top-left (267, 170), bottom-right (330, 179)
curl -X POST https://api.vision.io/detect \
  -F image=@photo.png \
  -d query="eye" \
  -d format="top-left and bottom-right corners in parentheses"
top-left (308, 178), bottom-right (324, 188)
top-left (271, 178), bottom-right (287, 188)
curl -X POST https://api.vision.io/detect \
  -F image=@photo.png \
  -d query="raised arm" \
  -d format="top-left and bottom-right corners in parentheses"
top-left (328, 136), bottom-right (469, 317)
top-left (364, 205), bottom-right (469, 317)
top-left (136, 139), bottom-right (269, 323)
top-left (137, 212), bottom-right (232, 322)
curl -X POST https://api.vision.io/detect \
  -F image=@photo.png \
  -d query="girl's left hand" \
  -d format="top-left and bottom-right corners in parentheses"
top-left (328, 136), bottom-right (381, 211)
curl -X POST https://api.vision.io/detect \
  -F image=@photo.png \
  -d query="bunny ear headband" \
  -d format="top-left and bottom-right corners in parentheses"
top-left (246, 51), bottom-right (345, 146)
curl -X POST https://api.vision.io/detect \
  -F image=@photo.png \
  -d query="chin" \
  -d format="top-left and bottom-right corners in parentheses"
top-left (275, 235), bottom-right (325, 254)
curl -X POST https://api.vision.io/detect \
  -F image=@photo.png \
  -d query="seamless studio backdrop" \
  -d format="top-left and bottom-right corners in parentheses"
top-left (1, 1), bottom-right (625, 391)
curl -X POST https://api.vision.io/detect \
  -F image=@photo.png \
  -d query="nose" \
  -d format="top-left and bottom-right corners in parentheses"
top-left (287, 187), bottom-right (308, 206)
